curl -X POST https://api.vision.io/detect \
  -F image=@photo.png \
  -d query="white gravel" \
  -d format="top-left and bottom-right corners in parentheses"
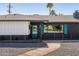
top-left (46, 43), bottom-right (79, 56)
top-left (0, 48), bottom-right (34, 56)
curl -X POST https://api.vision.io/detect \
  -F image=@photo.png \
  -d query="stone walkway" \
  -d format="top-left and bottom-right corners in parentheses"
top-left (19, 43), bottom-right (60, 56)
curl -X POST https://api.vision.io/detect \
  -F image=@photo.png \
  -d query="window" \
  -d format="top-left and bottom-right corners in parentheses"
top-left (44, 23), bottom-right (63, 33)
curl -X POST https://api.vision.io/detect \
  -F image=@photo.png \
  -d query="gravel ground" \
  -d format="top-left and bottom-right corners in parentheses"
top-left (0, 42), bottom-right (46, 56)
top-left (0, 48), bottom-right (34, 56)
top-left (46, 43), bottom-right (79, 56)
top-left (1, 41), bottom-right (79, 56)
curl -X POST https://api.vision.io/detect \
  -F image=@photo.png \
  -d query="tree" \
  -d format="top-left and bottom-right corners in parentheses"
top-left (7, 3), bottom-right (12, 14)
top-left (73, 10), bottom-right (79, 18)
top-left (47, 3), bottom-right (53, 15)
top-left (50, 10), bottom-right (58, 16)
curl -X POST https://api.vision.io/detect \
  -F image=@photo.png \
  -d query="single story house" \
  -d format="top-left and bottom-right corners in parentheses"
top-left (0, 14), bottom-right (79, 42)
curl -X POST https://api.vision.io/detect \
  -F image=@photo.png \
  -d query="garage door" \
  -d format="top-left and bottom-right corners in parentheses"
top-left (0, 21), bottom-right (30, 35)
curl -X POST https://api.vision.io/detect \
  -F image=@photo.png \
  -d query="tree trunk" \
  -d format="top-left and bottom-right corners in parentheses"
top-left (49, 8), bottom-right (51, 15)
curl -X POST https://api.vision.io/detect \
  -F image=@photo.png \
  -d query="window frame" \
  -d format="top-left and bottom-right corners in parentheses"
top-left (43, 23), bottom-right (64, 33)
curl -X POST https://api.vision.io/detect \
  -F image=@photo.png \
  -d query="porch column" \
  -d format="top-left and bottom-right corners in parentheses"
top-left (40, 23), bottom-right (44, 41)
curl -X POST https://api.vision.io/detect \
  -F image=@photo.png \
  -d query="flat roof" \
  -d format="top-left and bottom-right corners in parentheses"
top-left (0, 14), bottom-right (79, 22)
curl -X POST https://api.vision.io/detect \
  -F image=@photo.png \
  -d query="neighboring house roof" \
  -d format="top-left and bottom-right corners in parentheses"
top-left (0, 14), bottom-right (79, 22)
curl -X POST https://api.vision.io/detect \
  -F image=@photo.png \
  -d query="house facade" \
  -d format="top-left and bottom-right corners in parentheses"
top-left (0, 14), bottom-right (79, 42)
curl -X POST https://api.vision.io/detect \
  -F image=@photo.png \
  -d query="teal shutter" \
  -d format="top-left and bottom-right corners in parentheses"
top-left (64, 24), bottom-right (68, 34)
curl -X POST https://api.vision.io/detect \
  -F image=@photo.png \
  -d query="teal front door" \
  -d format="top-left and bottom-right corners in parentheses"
top-left (32, 25), bottom-right (38, 39)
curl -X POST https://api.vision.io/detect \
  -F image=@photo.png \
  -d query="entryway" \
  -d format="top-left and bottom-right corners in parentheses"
top-left (30, 22), bottom-right (42, 41)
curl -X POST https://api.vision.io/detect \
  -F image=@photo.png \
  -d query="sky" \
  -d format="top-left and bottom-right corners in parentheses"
top-left (0, 3), bottom-right (79, 15)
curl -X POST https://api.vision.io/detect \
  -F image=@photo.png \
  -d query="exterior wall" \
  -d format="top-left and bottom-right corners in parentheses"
top-left (0, 21), bottom-right (42, 42)
top-left (0, 21), bottom-right (79, 41)
top-left (0, 21), bottom-right (30, 35)
top-left (0, 35), bottom-right (28, 40)
top-left (42, 32), bottom-right (63, 40)
top-left (42, 23), bottom-right (79, 40)
top-left (67, 23), bottom-right (79, 39)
